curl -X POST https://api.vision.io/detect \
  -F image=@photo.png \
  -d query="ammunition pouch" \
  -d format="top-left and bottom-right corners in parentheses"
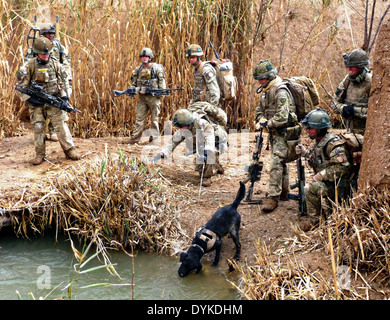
top-left (279, 124), bottom-right (302, 163)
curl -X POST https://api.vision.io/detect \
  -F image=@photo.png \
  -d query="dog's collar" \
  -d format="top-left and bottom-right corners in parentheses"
top-left (191, 244), bottom-right (204, 253)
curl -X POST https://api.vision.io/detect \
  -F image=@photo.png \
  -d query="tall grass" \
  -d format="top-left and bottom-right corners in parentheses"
top-left (0, 0), bottom-right (380, 138)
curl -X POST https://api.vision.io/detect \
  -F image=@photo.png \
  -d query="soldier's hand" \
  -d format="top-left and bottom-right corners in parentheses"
top-left (295, 144), bottom-right (306, 156)
top-left (342, 104), bottom-right (355, 119)
top-left (313, 172), bottom-right (323, 182)
top-left (27, 97), bottom-right (42, 106)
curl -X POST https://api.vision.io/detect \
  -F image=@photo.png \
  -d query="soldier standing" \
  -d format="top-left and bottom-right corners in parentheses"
top-left (253, 60), bottom-right (301, 212)
top-left (124, 47), bottom-right (166, 144)
top-left (25, 22), bottom-right (73, 142)
top-left (16, 37), bottom-right (80, 165)
top-left (296, 108), bottom-right (353, 230)
top-left (332, 48), bottom-right (371, 135)
top-left (154, 108), bottom-right (224, 187)
top-left (186, 44), bottom-right (220, 107)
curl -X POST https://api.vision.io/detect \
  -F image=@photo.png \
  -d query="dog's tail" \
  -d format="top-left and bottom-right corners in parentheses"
top-left (231, 181), bottom-right (246, 210)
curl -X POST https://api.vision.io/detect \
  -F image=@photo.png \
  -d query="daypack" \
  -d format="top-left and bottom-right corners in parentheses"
top-left (187, 101), bottom-right (227, 127)
top-left (199, 58), bottom-right (238, 101)
top-left (326, 132), bottom-right (364, 166)
top-left (282, 76), bottom-right (320, 120)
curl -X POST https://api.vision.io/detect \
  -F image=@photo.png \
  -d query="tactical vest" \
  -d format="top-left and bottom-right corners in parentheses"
top-left (28, 58), bottom-right (62, 96)
top-left (133, 63), bottom-right (162, 89)
top-left (311, 133), bottom-right (339, 173)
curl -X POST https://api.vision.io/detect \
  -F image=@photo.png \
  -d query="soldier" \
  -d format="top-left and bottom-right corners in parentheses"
top-left (16, 37), bottom-right (80, 165)
top-left (333, 48), bottom-right (371, 135)
top-left (296, 108), bottom-right (353, 230)
top-left (124, 47), bottom-right (166, 144)
top-left (26, 22), bottom-right (73, 142)
top-left (253, 60), bottom-right (301, 212)
top-left (186, 44), bottom-right (220, 107)
top-left (154, 108), bottom-right (225, 187)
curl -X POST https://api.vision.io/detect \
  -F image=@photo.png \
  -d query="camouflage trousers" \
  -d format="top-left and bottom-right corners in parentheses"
top-left (131, 94), bottom-right (161, 141)
top-left (268, 132), bottom-right (290, 198)
top-left (28, 103), bottom-right (74, 155)
top-left (304, 180), bottom-right (335, 220)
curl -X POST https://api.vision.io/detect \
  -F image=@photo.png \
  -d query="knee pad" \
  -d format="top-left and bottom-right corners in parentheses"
top-left (34, 122), bottom-right (45, 134)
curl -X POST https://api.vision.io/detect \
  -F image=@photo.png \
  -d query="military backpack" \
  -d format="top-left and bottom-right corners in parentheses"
top-left (282, 76), bottom-right (320, 121)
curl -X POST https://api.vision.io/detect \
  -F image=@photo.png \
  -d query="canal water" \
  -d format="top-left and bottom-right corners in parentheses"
top-left (0, 232), bottom-right (241, 300)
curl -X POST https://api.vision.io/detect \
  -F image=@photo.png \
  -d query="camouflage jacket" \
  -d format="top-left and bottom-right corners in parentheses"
top-left (306, 133), bottom-right (352, 182)
top-left (161, 113), bottom-right (215, 157)
top-left (333, 71), bottom-right (372, 119)
top-left (190, 61), bottom-right (220, 106)
top-left (16, 57), bottom-right (68, 101)
top-left (255, 76), bottom-right (298, 130)
top-left (131, 63), bottom-right (166, 91)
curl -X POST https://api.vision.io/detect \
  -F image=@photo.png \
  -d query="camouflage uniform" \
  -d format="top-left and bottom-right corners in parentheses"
top-left (304, 133), bottom-right (352, 220)
top-left (333, 48), bottom-right (371, 135)
top-left (161, 109), bottom-right (225, 185)
top-left (129, 62), bottom-right (166, 142)
top-left (190, 61), bottom-right (220, 106)
top-left (16, 56), bottom-right (77, 163)
top-left (334, 71), bottom-right (371, 135)
top-left (255, 75), bottom-right (301, 201)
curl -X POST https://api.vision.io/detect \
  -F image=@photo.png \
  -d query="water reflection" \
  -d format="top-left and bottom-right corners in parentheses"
top-left (0, 233), bottom-right (240, 300)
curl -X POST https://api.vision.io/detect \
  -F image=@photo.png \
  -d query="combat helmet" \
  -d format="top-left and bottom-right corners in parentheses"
top-left (253, 60), bottom-right (277, 80)
top-left (139, 47), bottom-right (154, 60)
top-left (172, 109), bottom-right (194, 128)
top-left (39, 22), bottom-right (56, 35)
top-left (33, 37), bottom-right (53, 54)
top-left (343, 48), bottom-right (369, 68)
top-left (185, 44), bottom-right (203, 58)
top-left (301, 108), bottom-right (331, 129)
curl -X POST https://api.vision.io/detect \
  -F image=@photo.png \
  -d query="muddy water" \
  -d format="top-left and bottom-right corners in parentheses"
top-left (0, 233), bottom-right (240, 300)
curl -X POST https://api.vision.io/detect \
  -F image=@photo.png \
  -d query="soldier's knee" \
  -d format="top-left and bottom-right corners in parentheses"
top-left (34, 122), bottom-right (45, 134)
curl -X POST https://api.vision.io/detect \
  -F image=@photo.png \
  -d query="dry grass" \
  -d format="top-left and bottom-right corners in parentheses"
top-left (1, 0), bottom-right (378, 138)
top-left (234, 187), bottom-right (390, 300)
top-left (3, 150), bottom-right (189, 255)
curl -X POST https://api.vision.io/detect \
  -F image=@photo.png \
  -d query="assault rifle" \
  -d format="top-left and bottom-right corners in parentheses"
top-left (113, 87), bottom-right (184, 100)
top-left (288, 155), bottom-right (307, 216)
top-left (243, 128), bottom-right (264, 204)
top-left (15, 82), bottom-right (81, 113)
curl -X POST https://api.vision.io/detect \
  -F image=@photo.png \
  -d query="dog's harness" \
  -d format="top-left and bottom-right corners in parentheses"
top-left (194, 227), bottom-right (218, 252)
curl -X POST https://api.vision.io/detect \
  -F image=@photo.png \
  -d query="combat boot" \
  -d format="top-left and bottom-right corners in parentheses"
top-left (31, 154), bottom-right (45, 165)
top-left (262, 197), bottom-right (279, 212)
top-left (215, 161), bottom-right (224, 175)
top-left (64, 147), bottom-right (80, 160)
top-left (280, 188), bottom-right (289, 201)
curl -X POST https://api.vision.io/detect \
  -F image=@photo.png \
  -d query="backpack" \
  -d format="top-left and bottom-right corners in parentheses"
top-left (204, 58), bottom-right (237, 101)
top-left (187, 101), bottom-right (227, 127)
top-left (282, 76), bottom-right (320, 120)
top-left (326, 132), bottom-right (364, 166)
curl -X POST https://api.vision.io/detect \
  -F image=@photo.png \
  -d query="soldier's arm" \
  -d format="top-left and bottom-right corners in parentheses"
top-left (157, 65), bottom-right (166, 90)
top-left (316, 145), bottom-right (351, 182)
top-left (16, 61), bottom-right (32, 101)
top-left (267, 89), bottom-right (291, 128)
top-left (333, 76), bottom-right (349, 114)
top-left (202, 65), bottom-right (220, 105)
top-left (161, 130), bottom-right (185, 157)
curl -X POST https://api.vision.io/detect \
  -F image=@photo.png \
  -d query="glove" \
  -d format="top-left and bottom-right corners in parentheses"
top-left (27, 97), bottom-right (42, 106)
top-left (59, 96), bottom-right (69, 111)
top-left (259, 117), bottom-right (268, 128)
top-left (342, 104), bottom-right (355, 119)
top-left (153, 152), bottom-right (165, 164)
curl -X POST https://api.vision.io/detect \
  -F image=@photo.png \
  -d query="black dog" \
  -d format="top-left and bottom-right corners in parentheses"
top-left (178, 181), bottom-right (245, 277)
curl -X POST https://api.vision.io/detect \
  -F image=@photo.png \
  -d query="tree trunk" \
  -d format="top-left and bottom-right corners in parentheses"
top-left (358, 20), bottom-right (390, 191)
